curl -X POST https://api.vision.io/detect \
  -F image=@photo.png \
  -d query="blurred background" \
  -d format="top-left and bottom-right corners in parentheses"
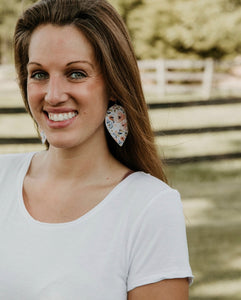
top-left (0, 0), bottom-right (241, 299)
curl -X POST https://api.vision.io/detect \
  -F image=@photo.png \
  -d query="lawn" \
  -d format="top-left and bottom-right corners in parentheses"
top-left (167, 159), bottom-right (241, 299)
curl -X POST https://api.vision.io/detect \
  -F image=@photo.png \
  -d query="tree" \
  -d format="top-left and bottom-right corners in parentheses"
top-left (0, 0), bottom-right (20, 63)
top-left (1, 0), bottom-right (241, 63)
top-left (110, 0), bottom-right (241, 59)
top-left (0, 0), bottom-right (36, 63)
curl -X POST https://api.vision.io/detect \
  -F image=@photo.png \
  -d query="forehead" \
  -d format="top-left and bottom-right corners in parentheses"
top-left (28, 24), bottom-right (96, 66)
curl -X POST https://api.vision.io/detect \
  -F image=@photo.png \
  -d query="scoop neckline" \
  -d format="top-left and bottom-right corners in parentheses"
top-left (18, 152), bottom-right (141, 228)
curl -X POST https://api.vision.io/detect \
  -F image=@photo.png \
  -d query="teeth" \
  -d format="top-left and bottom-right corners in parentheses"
top-left (48, 112), bottom-right (77, 122)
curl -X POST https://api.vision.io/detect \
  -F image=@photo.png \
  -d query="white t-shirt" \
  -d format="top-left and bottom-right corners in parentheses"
top-left (0, 152), bottom-right (193, 299)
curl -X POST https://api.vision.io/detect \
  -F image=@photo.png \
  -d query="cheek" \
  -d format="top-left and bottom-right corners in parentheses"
top-left (27, 84), bottom-right (44, 117)
top-left (27, 84), bottom-right (42, 104)
top-left (79, 82), bottom-right (108, 113)
top-left (95, 82), bottom-right (109, 112)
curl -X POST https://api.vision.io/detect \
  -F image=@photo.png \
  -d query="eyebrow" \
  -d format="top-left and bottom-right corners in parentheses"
top-left (67, 60), bottom-right (94, 69)
top-left (27, 60), bottom-right (94, 69)
top-left (27, 62), bottom-right (42, 67)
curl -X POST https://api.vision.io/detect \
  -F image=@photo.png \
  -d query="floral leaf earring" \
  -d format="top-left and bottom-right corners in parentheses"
top-left (39, 127), bottom-right (47, 144)
top-left (105, 102), bottom-right (128, 147)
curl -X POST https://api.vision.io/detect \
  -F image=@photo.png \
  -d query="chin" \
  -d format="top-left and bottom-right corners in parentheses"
top-left (47, 137), bottom-right (80, 150)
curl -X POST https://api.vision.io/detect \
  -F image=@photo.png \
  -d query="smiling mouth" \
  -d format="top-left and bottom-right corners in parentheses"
top-left (47, 111), bottom-right (78, 122)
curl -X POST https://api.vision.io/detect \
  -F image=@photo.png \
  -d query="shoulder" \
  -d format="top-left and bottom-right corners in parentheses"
top-left (0, 152), bottom-right (35, 178)
top-left (125, 171), bottom-right (181, 208)
top-left (0, 152), bottom-right (33, 166)
top-left (118, 172), bottom-right (183, 223)
top-left (130, 172), bottom-right (172, 191)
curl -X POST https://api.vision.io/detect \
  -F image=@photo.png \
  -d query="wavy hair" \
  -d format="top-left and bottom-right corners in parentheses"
top-left (14, 0), bottom-right (167, 182)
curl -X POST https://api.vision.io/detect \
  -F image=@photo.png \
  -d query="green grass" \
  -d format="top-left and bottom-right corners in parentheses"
top-left (167, 160), bottom-right (241, 299)
top-left (157, 131), bottom-right (241, 158)
top-left (145, 88), bottom-right (241, 104)
top-left (149, 104), bottom-right (241, 130)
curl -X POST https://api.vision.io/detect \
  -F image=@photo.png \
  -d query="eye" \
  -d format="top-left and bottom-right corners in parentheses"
top-left (69, 71), bottom-right (87, 80)
top-left (30, 71), bottom-right (49, 80)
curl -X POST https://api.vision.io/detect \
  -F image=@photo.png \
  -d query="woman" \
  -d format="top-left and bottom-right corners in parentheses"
top-left (0, 0), bottom-right (193, 298)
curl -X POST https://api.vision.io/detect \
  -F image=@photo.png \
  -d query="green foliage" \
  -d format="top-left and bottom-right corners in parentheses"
top-left (110, 0), bottom-right (143, 23)
top-left (0, 0), bottom-right (36, 63)
top-left (1, 0), bottom-right (241, 63)
top-left (0, 0), bottom-right (21, 63)
top-left (110, 0), bottom-right (241, 59)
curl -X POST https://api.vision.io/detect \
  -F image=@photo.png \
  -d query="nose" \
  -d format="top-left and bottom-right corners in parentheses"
top-left (44, 75), bottom-right (68, 105)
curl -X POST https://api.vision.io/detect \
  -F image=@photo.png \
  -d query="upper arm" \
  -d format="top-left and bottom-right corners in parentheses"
top-left (127, 278), bottom-right (189, 300)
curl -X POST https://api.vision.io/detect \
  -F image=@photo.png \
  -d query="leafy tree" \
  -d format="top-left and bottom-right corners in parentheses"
top-left (1, 0), bottom-right (241, 63)
top-left (0, 0), bottom-right (36, 63)
top-left (110, 0), bottom-right (241, 59)
top-left (0, 0), bottom-right (21, 63)
top-left (111, 0), bottom-right (144, 23)
top-left (164, 0), bottom-right (241, 59)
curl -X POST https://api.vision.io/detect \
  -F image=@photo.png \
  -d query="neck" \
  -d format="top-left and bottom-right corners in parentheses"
top-left (35, 140), bottom-right (119, 183)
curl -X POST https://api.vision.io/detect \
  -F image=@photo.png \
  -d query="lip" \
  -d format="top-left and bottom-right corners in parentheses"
top-left (44, 107), bottom-right (77, 114)
top-left (44, 110), bottom-right (78, 129)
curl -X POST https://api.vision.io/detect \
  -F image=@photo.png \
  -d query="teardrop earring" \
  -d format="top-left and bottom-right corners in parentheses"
top-left (105, 103), bottom-right (128, 147)
top-left (39, 127), bottom-right (47, 144)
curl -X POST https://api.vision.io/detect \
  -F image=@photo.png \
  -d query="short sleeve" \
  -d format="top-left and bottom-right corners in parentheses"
top-left (126, 189), bottom-right (193, 291)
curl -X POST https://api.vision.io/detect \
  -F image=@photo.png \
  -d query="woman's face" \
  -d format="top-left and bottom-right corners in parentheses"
top-left (27, 24), bottom-right (108, 150)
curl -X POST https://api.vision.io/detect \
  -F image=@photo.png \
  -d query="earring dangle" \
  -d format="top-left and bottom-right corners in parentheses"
top-left (39, 128), bottom-right (47, 144)
top-left (105, 104), bottom-right (128, 147)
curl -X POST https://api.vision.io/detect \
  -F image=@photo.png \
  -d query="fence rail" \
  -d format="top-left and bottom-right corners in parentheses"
top-left (148, 97), bottom-right (241, 109)
top-left (165, 152), bottom-right (241, 165)
top-left (138, 58), bottom-right (214, 99)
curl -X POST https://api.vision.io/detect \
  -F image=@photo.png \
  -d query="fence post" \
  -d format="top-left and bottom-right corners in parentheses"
top-left (202, 58), bottom-right (213, 99)
top-left (156, 59), bottom-right (165, 97)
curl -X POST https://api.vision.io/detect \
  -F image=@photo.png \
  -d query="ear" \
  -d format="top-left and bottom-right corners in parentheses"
top-left (110, 96), bottom-right (117, 102)
top-left (108, 96), bottom-right (117, 108)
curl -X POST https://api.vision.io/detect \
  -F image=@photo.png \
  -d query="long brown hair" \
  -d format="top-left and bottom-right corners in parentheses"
top-left (14, 0), bottom-right (167, 182)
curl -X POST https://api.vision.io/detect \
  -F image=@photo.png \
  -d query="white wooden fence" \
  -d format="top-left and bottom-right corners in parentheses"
top-left (138, 59), bottom-right (214, 99)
